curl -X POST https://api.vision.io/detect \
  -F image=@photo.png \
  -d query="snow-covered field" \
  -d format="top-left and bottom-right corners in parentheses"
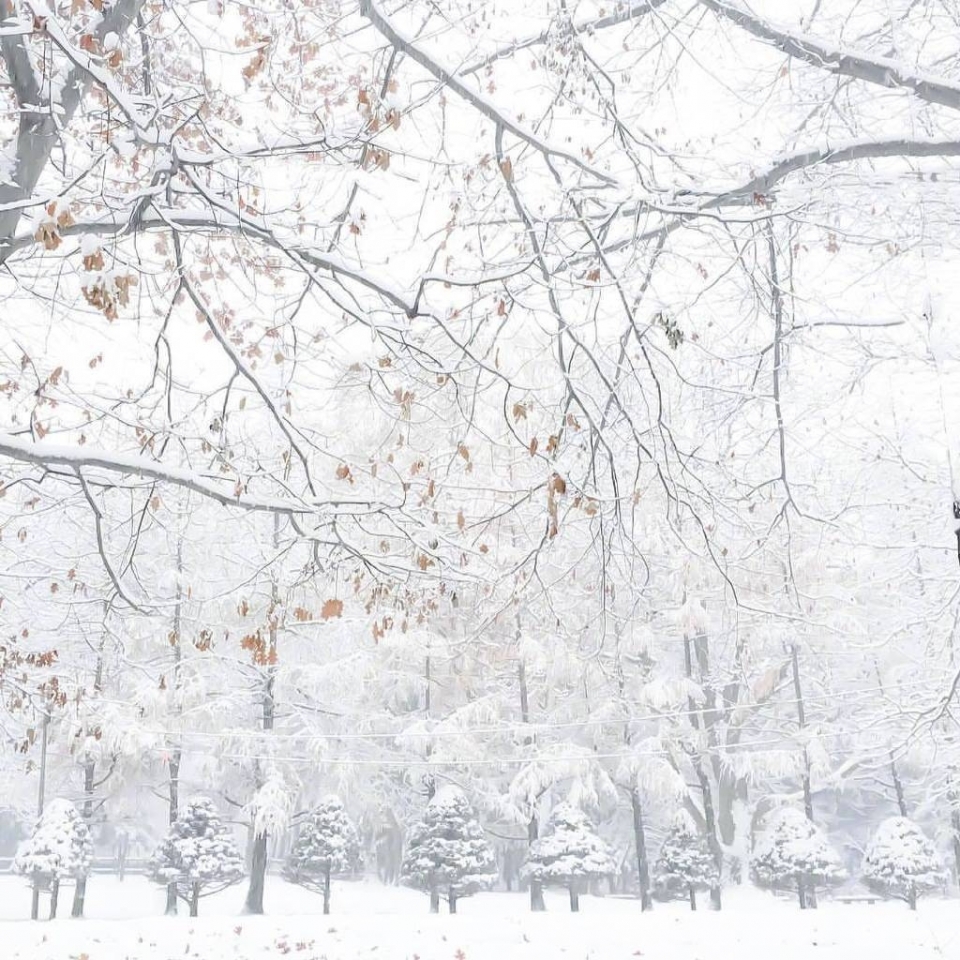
top-left (0, 876), bottom-right (955, 960)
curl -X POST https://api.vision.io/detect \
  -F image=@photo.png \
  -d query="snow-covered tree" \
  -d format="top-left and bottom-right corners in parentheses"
top-left (653, 811), bottom-right (720, 911)
top-left (13, 798), bottom-right (92, 920)
top-left (284, 795), bottom-right (361, 914)
top-left (147, 795), bottom-right (244, 916)
top-left (401, 786), bottom-right (496, 913)
top-left (523, 803), bottom-right (616, 912)
top-left (862, 817), bottom-right (943, 910)
top-left (752, 807), bottom-right (845, 908)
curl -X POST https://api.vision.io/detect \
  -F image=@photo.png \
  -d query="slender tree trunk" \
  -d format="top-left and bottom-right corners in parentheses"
top-left (684, 634), bottom-right (723, 911)
top-left (630, 787), bottom-right (652, 911)
top-left (429, 887), bottom-right (440, 913)
top-left (797, 878), bottom-right (806, 910)
top-left (569, 884), bottom-right (580, 913)
top-left (689, 886), bottom-right (697, 911)
top-left (49, 878), bottom-right (59, 920)
top-left (31, 711), bottom-right (50, 920)
top-left (323, 863), bottom-right (331, 915)
top-left (951, 809), bottom-right (960, 891)
top-left (448, 888), bottom-right (457, 914)
top-left (244, 519), bottom-right (279, 916)
top-left (518, 657), bottom-right (546, 912)
top-left (166, 542), bottom-right (184, 916)
top-left (190, 883), bottom-right (200, 917)
top-left (908, 884), bottom-right (917, 911)
top-left (791, 645), bottom-right (817, 909)
top-left (71, 757), bottom-right (96, 918)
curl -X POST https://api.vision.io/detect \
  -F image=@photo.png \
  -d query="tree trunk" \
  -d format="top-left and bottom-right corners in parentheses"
top-left (528, 816), bottom-right (546, 912)
top-left (569, 884), bottom-right (580, 913)
top-left (689, 885), bottom-right (697, 911)
top-left (167, 539), bottom-right (184, 915)
top-left (685, 632), bottom-right (723, 911)
top-left (952, 809), bottom-right (960, 891)
top-left (72, 756), bottom-right (97, 918)
top-left (791, 646), bottom-right (817, 909)
top-left (31, 884), bottom-right (40, 921)
top-left (630, 787), bottom-right (652, 911)
top-left (908, 884), bottom-right (917, 911)
top-left (448, 888), bottom-right (457, 914)
top-left (429, 887), bottom-right (440, 913)
top-left (323, 863), bottom-right (331, 915)
top-left (49, 878), bottom-right (59, 920)
top-left (243, 517), bottom-right (278, 916)
top-left (190, 883), bottom-right (200, 917)
top-left (797, 878), bottom-right (806, 910)
top-left (244, 832), bottom-right (268, 914)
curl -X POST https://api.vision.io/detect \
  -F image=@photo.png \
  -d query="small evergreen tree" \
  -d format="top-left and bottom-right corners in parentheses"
top-left (13, 798), bottom-right (93, 920)
top-left (653, 811), bottom-right (719, 911)
top-left (862, 817), bottom-right (943, 910)
top-left (284, 795), bottom-right (361, 914)
top-left (148, 795), bottom-right (244, 916)
top-left (751, 807), bottom-right (845, 908)
top-left (523, 803), bottom-right (616, 912)
top-left (401, 786), bottom-right (496, 913)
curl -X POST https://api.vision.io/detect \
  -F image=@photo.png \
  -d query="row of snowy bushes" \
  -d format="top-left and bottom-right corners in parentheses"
top-left (11, 789), bottom-right (946, 918)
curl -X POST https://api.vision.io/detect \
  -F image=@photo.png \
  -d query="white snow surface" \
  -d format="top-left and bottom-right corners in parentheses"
top-left (0, 875), bottom-right (955, 959)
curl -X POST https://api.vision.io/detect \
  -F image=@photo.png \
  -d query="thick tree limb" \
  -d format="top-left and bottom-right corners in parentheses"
top-left (699, 0), bottom-right (960, 111)
top-left (0, 0), bottom-right (147, 251)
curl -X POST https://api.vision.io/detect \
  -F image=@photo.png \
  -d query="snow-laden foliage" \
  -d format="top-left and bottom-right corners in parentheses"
top-left (751, 808), bottom-right (845, 894)
top-left (13, 799), bottom-right (92, 884)
top-left (285, 795), bottom-right (361, 888)
top-left (401, 787), bottom-right (496, 900)
top-left (862, 817), bottom-right (943, 906)
top-left (523, 803), bottom-right (616, 887)
top-left (653, 810), bottom-right (719, 901)
top-left (148, 796), bottom-right (244, 905)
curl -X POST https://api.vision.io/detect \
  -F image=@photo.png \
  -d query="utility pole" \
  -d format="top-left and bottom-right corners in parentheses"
top-left (30, 710), bottom-right (49, 921)
top-left (790, 644), bottom-right (817, 909)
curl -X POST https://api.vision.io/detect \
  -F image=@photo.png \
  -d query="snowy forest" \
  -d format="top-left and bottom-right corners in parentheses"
top-left (1, 0), bottom-right (960, 955)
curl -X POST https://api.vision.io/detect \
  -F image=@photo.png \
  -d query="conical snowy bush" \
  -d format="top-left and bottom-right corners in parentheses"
top-left (653, 810), bottom-right (719, 910)
top-left (13, 798), bottom-right (93, 920)
top-left (862, 816), bottom-right (943, 909)
top-left (148, 795), bottom-right (244, 916)
top-left (751, 807), bottom-right (845, 908)
top-left (523, 802), bottom-right (616, 912)
top-left (401, 786), bottom-right (496, 913)
top-left (284, 795), bottom-right (361, 914)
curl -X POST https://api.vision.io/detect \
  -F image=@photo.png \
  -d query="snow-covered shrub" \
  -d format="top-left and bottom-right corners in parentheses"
top-left (751, 807), bottom-right (845, 907)
top-left (148, 795), bottom-right (244, 916)
top-left (13, 798), bottom-right (92, 918)
top-left (653, 810), bottom-right (719, 910)
top-left (401, 786), bottom-right (496, 913)
top-left (862, 817), bottom-right (943, 909)
top-left (523, 802), bottom-right (616, 911)
top-left (284, 795), bottom-right (361, 913)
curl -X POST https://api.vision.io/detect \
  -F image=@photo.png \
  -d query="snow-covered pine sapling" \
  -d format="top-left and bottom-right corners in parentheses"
top-left (751, 807), bottom-right (845, 909)
top-left (401, 786), bottom-right (497, 913)
top-left (284, 795), bottom-right (361, 914)
top-left (148, 795), bottom-right (244, 916)
top-left (653, 810), bottom-right (719, 911)
top-left (523, 803), bottom-right (616, 912)
top-left (862, 817), bottom-right (943, 910)
top-left (13, 798), bottom-right (93, 920)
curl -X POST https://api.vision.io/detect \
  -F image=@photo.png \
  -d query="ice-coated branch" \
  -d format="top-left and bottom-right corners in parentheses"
top-left (360, 0), bottom-right (621, 186)
top-left (699, 0), bottom-right (960, 111)
top-left (458, 0), bottom-right (670, 77)
top-left (0, 433), bottom-right (323, 517)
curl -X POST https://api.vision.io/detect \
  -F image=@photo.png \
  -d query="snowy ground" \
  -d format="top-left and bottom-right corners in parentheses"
top-left (0, 876), bottom-right (955, 960)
